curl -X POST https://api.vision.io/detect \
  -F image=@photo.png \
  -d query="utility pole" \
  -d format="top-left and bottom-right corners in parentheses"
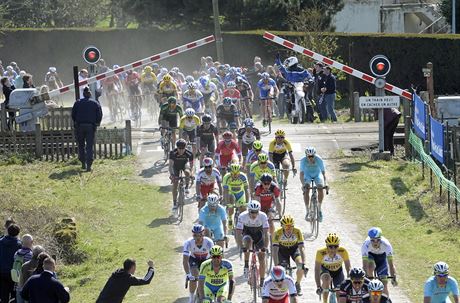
top-left (212, 0), bottom-right (224, 63)
top-left (453, 0), bottom-right (457, 34)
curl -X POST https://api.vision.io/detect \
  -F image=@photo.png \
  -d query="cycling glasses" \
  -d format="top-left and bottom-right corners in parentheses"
top-left (193, 234), bottom-right (203, 238)
top-left (263, 182), bottom-right (271, 186)
top-left (327, 245), bottom-right (339, 249)
top-left (205, 165), bottom-right (212, 169)
top-left (275, 136), bottom-right (284, 139)
top-left (249, 210), bottom-right (259, 214)
top-left (212, 255), bottom-right (222, 259)
top-left (437, 274), bottom-right (448, 278)
top-left (259, 162), bottom-right (267, 165)
top-left (274, 278), bottom-right (284, 283)
top-left (307, 155), bottom-right (314, 158)
top-left (254, 149), bottom-right (262, 152)
top-left (352, 280), bottom-right (364, 285)
top-left (371, 238), bottom-right (381, 243)
top-left (370, 291), bottom-right (382, 296)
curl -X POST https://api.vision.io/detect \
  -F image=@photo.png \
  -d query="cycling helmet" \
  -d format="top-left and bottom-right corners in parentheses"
top-left (199, 76), bottom-right (209, 88)
top-left (160, 67), bottom-right (168, 74)
top-left (261, 72), bottom-right (270, 80)
top-left (280, 215), bottom-right (294, 226)
top-left (283, 56), bottom-right (298, 68)
top-left (191, 224), bottom-right (205, 234)
top-left (167, 96), bottom-right (177, 104)
top-left (126, 70), bottom-right (133, 75)
top-left (258, 153), bottom-right (269, 162)
top-left (247, 200), bottom-right (261, 212)
top-left (270, 266), bottom-right (286, 281)
top-left (151, 63), bottom-right (159, 69)
top-left (210, 245), bottom-right (223, 256)
top-left (349, 267), bottom-right (366, 280)
top-left (176, 139), bottom-right (187, 149)
top-left (229, 122), bottom-right (238, 130)
top-left (243, 118), bottom-right (254, 128)
top-left (229, 67), bottom-right (237, 75)
top-left (6, 66), bottom-right (13, 71)
top-left (163, 74), bottom-right (172, 82)
top-left (203, 157), bottom-right (214, 167)
top-left (223, 97), bottom-right (232, 105)
top-left (207, 193), bottom-right (220, 207)
top-left (113, 64), bottom-right (120, 69)
top-left (171, 67), bottom-right (180, 73)
top-left (185, 108), bottom-right (195, 117)
top-left (252, 140), bottom-right (263, 150)
top-left (325, 233), bottom-right (340, 246)
top-left (187, 82), bottom-right (197, 90)
top-left (260, 173), bottom-right (273, 183)
top-left (229, 163), bottom-right (241, 174)
top-left (227, 81), bottom-right (236, 88)
top-left (185, 75), bottom-right (195, 83)
top-left (275, 129), bottom-right (285, 137)
top-left (368, 227), bottom-right (382, 239)
top-left (202, 114), bottom-right (212, 123)
top-left (433, 261), bottom-right (449, 275)
top-left (49, 67), bottom-right (56, 73)
top-left (305, 147), bottom-right (316, 156)
top-left (222, 131), bottom-right (233, 139)
top-left (144, 66), bottom-right (152, 72)
top-left (368, 279), bottom-right (384, 292)
top-left (235, 76), bottom-right (244, 84)
top-left (208, 67), bottom-right (217, 75)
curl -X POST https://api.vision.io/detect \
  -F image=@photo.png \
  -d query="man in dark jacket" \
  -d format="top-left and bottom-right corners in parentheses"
top-left (1, 76), bottom-right (16, 130)
top-left (71, 86), bottom-right (103, 172)
top-left (96, 259), bottom-right (154, 303)
top-left (384, 107), bottom-right (402, 156)
top-left (20, 257), bottom-right (69, 303)
top-left (0, 223), bottom-right (22, 303)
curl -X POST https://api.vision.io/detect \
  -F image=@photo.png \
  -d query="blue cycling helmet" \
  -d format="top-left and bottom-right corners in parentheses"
top-left (199, 76), bottom-right (209, 87)
top-left (208, 67), bottom-right (217, 74)
top-left (261, 72), bottom-right (270, 80)
top-left (368, 227), bottom-right (382, 239)
top-left (229, 67), bottom-right (237, 74)
top-left (192, 224), bottom-right (205, 234)
top-left (271, 266), bottom-right (286, 281)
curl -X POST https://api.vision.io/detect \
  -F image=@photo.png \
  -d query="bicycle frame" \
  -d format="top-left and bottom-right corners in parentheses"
top-left (248, 243), bottom-right (260, 303)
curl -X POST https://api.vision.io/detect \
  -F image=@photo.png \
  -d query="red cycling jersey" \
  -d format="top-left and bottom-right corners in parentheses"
top-left (254, 182), bottom-right (280, 213)
top-left (223, 89), bottom-right (241, 100)
top-left (215, 140), bottom-right (241, 168)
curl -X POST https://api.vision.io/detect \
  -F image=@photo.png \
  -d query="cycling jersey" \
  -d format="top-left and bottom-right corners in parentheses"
top-left (179, 115), bottom-right (201, 131)
top-left (215, 140), bottom-right (241, 168)
top-left (199, 81), bottom-right (218, 95)
top-left (196, 167), bottom-right (221, 199)
top-left (223, 89), bottom-right (241, 100)
top-left (275, 58), bottom-right (313, 83)
top-left (237, 128), bottom-right (261, 146)
top-left (250, 161), bottom-right (276, 182)
top-left (361, 237), bottom-right (394, 259)
top-left (140, 71), bottom-right (157, 84)
top-left (169, 148), bottom-right (193, 173)
top-left (245, 150), bottom-right (268, 167)
top-left (262, 275), bottom-right (297, 302)
top-left (299, 155), bottom-right (325, 180)
top-left (183, 90), bottom-right (204, 112)
top-left (254, 181), bottom-right (280, 212)
top-left (269, 139), bottom-right (293, 155)
top-left (216, 104), bottom-right (238, 122)
top-left (199, 205), bottom-right (227, 241)
top-left (159, 103), bottom-right (183, 128)
top-left (222, 172), bottom-right (248, 195)
top-left (424, 276), bottom-right (459, 303)
top-left (272, 227), bottom-right (304, 249)
top-left (183, 237), bottom-right (214, 261)
top-left (158, 81), bottom-right (178, 95)
top-left (338, 278), bottom-right (370, 303)
top-left (126, 72), bottom-right (140, 87)
top-left (197, 124), bottom-right (218, 143)
top-left (237, 82), bottom-right (252, 99)
top-left (315, 247), bottom-right (350, 272)
top-left (199, 258), bottom-right (233, 298)
top-left (257, 78), bottom-right (277, 99)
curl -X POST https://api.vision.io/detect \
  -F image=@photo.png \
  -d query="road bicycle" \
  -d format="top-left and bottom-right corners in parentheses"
top-left (304, 179), bottom-right (328, 240)
top-left (173, 171), bottom-right (186, 222)
top-left (247, 242), bottom-right (262, 303)
top-left (319, 285), bottom-right (340, 303)
top-left (261, 97), bottom-right (275, 133)
top-left (142, 83), bottom-right (158, 120)
top-left (274, 168), bottom-right (296, 216)
top-left (129, 94), bottom-right (143, 128)
top-left (279, 259), bottom-right (308, 280)
top-left (160, 127), bottom-right (174, 163)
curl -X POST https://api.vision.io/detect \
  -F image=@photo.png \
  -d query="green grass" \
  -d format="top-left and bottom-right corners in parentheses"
top-left (333, 157), bottom-right (460, 302)
top-left (0, 157), bottom-right (180, 302)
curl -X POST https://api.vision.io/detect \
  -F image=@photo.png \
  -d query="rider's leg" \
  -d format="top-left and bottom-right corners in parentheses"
top-left (172, 179), bottom-right (179, 206)
top-left (242, 236), bottom-right (252, 267)
top-left (267, 99), bottom-right (273, 122)
top-left (321, 273), bottom-right (332, 303)
top-left (294, 255), bottom-right (304, 284)
top-left (303, 186), bottom-right (311, 217)
top-left (184, 168), bottom-right (191, 190)
top-left (282, 158), bottom-right (290, 183)
top-left (258, 250), bottom-right (266, 285)
top-left (189, 267), bottom-right (199, 301)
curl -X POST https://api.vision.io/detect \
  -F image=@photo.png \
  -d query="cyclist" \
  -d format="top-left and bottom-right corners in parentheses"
top-left (169, 139), bottom-right (194, 210)
top-left (198, 245), bottom-right (235, 303)
top-left (254, 173), bottom-right (281, 233)
top-left (182, 75), bottom-right (196, 93)
top-left (299, 146), bottom-right (327, 222)
top-left (258, 72), bottom-right (279, 127)
top-left (44, 67), bottom-right (63, 90)
top-left (362, 227), bottom-right (397, 296)
top-left (158, 96), bottom-right (183, 148)
top-left (245, 140), bottom-right (268, 171)
top-left (198, 76), bottom-right (219, 117)
top-left (269, 129), bottom-right (296, 185)
top-left (424, 261), bottom-right (459, 303)
top-left (197, 114), bottom-right (219, 163)
top-left (140, 65), bottom-right (158, 96)
top-left (179, 108), bottom-right (201, 156)
top-left (199, 194), bottom-right (227, 248)
top-left (236, 200), bottom-right (269, 288)
top-left (196, 158), bottom-right (222, 209)
top-left (183, 224), bottom-right (214, 303)
top-left (215, 131), bottom-right (242, 174)
top-left (363, 280), bottom-right (392, 303)
top-left (216, 97), bottom-right (239, 131)
top-left (249, 153), bottom-right (276, 196)
top-left (158, 73), bottom-right (178, 103)
top-left (262, 266), bottom-right (298, 303)
top-left (236, 76), bottom-right (254, 119)
top-left (222, 163), bottom-right (249, 231)
top-left (272, 215), bottom-right (307, 295)
top-left (223, 81), bottom-right (241, 111)
top-left (126, 70), bottom-right (143, 121)
top-left (315, 233), bottom-right (351, 303)
top-left (338, 267), bottom-right (371, 303)
top-left (237, 118), bottom-right (261, 160)
top-left (183, 82), bottom-right (204, 114)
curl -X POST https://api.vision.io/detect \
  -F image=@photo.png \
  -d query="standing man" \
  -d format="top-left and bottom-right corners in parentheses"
top-left (320, 67), bottom-right (337, 122)
top-left (72, 87), bottom-right (103, 172)
top-left (0, 223), bottom-right (22, 303)
top-left (383, 108), bottom-right (402, 156)
top-left (20, 257), bottom-right (70, 303)
top-left (96, 259), bottom-right (155, 303)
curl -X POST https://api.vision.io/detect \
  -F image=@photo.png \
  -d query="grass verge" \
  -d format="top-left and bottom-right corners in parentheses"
top-left (333, 156), bottom-right (460, 302)
top-left (0, 157), bottom-right (180, 302)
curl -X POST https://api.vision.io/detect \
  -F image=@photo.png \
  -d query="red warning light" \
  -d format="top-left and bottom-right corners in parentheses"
top-left (88, 51), bottom-right (96, 60)
top-left (376, 62), bottom-right (385, 71)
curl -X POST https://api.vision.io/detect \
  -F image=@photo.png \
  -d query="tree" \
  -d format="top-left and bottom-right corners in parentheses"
top-left (440, 0), bottom-right (459, 32)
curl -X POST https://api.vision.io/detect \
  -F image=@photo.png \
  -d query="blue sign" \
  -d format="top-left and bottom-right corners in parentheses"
top-left (430, 117), bottom-right (444, 164)
top-left (413, 94), bottom-right (426, 139)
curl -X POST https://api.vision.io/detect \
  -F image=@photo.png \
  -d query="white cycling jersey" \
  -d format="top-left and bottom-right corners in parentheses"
top-left (196, 168), bottom-right (222, 186)
top-left (236, 211), bottom-right (269, 230)
top-left (199, 81), bottom-right (218, 95)
top-left (361, 236), bottom-right (394, 257)
top-left (183, 237), bottom-right (214, 260)
top-left (262, 275), bottom-right (297, 300)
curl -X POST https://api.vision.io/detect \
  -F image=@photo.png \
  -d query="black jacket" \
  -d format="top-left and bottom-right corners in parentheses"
top-left (96, 267), bottom-right (154, 303)
top-left (2, 85), bottom-right (15, 108)
top-left (0, 235), bottom-right (21, 273)
top-left (20, 271), bottom-right (70, 303)
top-left (71, 97), bottom-right (103, 126)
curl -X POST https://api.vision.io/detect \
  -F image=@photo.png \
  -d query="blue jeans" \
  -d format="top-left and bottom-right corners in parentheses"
top-left (324, 93), bottom-right (337, 121)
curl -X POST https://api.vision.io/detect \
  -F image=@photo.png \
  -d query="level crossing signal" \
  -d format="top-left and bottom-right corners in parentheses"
top-left (83, 46), bottom-right (101, 65)
top-left (369, 55), bottom-right (391, 77)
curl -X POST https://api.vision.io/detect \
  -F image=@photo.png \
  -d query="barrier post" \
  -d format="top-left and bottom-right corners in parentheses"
top-left (353, 92), bottom-right (361, 122)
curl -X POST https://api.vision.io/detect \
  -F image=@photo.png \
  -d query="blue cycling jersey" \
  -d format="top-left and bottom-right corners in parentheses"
top-left (275, 58), bottom-right (312, 83)
top-left (257, 78), bottom-right (277, 99)
top-left (199, 205), bottom-right (227, 231)
top-left (424, 276), bottom-right (459, 303)
top-left (299, 155), bottom-right (325, 180)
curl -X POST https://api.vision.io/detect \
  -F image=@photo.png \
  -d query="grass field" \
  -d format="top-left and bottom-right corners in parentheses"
top-left (0, 157), bottom-right (181, 302)
top-left (333, 156), bottom-right (460, 302)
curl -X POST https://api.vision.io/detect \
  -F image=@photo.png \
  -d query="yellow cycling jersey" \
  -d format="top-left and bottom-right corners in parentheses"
top-left (199, 259), bottom-right (233, 286)
top-left (269, 139), bottom-right (293, 154)
top-left (158, 81), bottom-right (178, 94)
top-left (179, 115), bottom-right (201, 131)
top-left (315, 247), bottom-right (349, 272)
top-left (141, 71), bottom-right (157, 84)
top-left (249, 160), bottom-right (276, 181)
top-left (272, 227), bottom-right (304, 249)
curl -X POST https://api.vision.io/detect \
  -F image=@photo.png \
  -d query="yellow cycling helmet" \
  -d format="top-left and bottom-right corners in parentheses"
top-left (144, 66), bottom-right (152, 72)
top-left (325, 233), bottom-right (340, 246)
top-left (258, 153), bottom-right (268, 162)
top-left (230, 163), bottom-right (241, 174)
top-left (253, 140), bottom-right (263, 150)
top-left (163, 74), bottom-right (172, 82)
top-left (275, 129), bottom-right (285, 137)
top-left (280, 215), bottom-right (294, 226)
top-left (210, 245), bottom-right (223, 256)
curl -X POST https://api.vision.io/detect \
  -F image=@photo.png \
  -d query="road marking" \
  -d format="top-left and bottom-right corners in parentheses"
top-left (331, 139), bottom-right (339, 149)
top-left (145, 146), bottom-right (164, 152)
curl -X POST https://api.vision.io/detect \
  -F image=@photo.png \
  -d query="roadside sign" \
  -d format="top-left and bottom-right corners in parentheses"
top-left (359, 96), bottom-right (400, 108)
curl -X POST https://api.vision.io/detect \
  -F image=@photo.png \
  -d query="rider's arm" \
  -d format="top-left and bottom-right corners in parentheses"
top-left (228, 273), bottom-right (235, 300)
top-left (314, 259), bottom-right (322, 288)
top-left (299, 244), bottom-right (307, 266)
top-left (388, 257), bottom-right (396, 278)
top-left (197, 278), bottom-right (205, 300)
top-left (299, 170), bottom-right (305, 187)
top-left (289, 151), bottom-right (296, 170)
top-left (344, 258), bottom-right (351, 279)
top-left (182, 255), bottom-right (190, 275)
top-left (168, 159), bottom-right (175, 176)
top-left (195, 180), bottom-right (201, 201)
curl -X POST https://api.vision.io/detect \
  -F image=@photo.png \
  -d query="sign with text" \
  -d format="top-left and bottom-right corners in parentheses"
top-left (430, 117), bottom-right (444, 164)
top-left (413, 94), bottom-right (426, 140)
top-left (359, 96), bottom-right (400, 108)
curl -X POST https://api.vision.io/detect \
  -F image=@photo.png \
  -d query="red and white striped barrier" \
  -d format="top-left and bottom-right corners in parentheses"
top-left (48, 35), bottom-right (215, 98)
top-left (263, 31), bottom-right (412, 100)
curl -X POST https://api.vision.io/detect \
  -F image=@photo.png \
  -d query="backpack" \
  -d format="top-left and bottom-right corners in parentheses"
top-left (11, 253), bottom-right (25, 283)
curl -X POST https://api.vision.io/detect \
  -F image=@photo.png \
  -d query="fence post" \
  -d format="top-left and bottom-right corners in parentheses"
top-left (0, 103), bottom-right (6, 132)
top-left (34, 123), bottom-right (43, 159)
top-left (353, 92), bottom-right (361, 122)
top-left (125, 120), bottom-right (132, 155)
top-left (404, 116), bottom-right (411, 159)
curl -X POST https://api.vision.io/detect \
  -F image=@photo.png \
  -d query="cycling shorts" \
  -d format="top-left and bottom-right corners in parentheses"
top-left (200, 183), bottom-right (216, 200)
top-left (200, 139), bottom-right (215, 154)
top-left (204, 282), bottom-right (228, 301)
top-left (173, 164), bottom-right (190, 177)
top-left (320, 266), bottom-right (345, 288)
top-left (272, 153), bottom-right (288, 168)
top-left (368, 252), bottom-right (389, 277)
top-left (241, 142), bottom-right (252, 156)
top-left (278, 247), bottom-right (301, 265)
top-left (267, 296), bottom-right (289, 303)
top-left (226, 191), bottom-right (246, 207)
top-left (219, 155), bottom-right (237, 169)
top-left (302, 175), bottom-right (324, 189)
top-left (161, 116), bottom-right (178, 128)
top-left (189, 257), bottom-right (207, 269)
top-left (183, 129), bottom-right (197, 143)
top-left (242, 229), bottom-right (265, 250)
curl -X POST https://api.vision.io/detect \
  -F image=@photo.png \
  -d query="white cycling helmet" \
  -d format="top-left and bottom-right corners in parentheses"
top-left (247, 200), bottom-right (261, 212)
top-left (185, 108), bottom-right (195, 117)
top-left (433, 261), bottom-right (449, 275)
top-left (185, 75), bottom-right (195, 83)
top-left (227, 81), bottom-right (236, 88)
top-left (207, 193), bottom-right (220, 207)
top-left (368, 279), bottom-right (384, 291)
top-left (49, 67), bottom-right (57, 73)
top-left (283, 56), bottom-right (298, 68)
top-left (305, 146), bottom-right (316, 156)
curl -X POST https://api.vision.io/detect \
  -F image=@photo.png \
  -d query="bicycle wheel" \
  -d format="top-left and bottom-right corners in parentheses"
top-left (251, 265), bottom-right (258, 303)
top-left (178, 183), bottom-right (185, 222)
top-left (312, 196), bottom-right (320, 239)
top-left (329, 291), bottom-right (337, 303)
top-left (281, 185), bottom-right (287, 216)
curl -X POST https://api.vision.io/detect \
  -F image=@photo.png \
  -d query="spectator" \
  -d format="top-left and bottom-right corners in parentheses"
top-left (0, 223), bottom-right (22, 303)
top-left (1, 218), bottom-right (16, 239)
top-left (3, 66), bottom-right (17, 82)
top-left (1, 77), bottom-right (16, 130)
top-left (10, 62), bottom-right (21, 75)
top-left (199, 57), bottom-right (207, 73)
top-left (0, 60), bottom-right (4, 76)
top-left (21, 257), bottom-right (70, 303)
top-left (39, 86), bottom-right (59, 109)
top-left (14, 71), bottom-right (26, 89)
top-left (96, 258), bottom-right (154, 303)
top-left (320, 66), bottom-right (337, 122)
top-left (384, 108), bottom-right (402, 156)
top-left (19, 245), bottom-right (45, 294)
top-left (44, 67), bottom-right (64, 91)
top-left (32, 252), bottom-right (52, 276)
top-left (312, 62), bottom-right (324, 119)
top-left (78, 69), bottom-right (89, 98)
top-left (22, 74), bottom-right (35, 89)
top-left (12, 234), bottom-right (33, 303)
